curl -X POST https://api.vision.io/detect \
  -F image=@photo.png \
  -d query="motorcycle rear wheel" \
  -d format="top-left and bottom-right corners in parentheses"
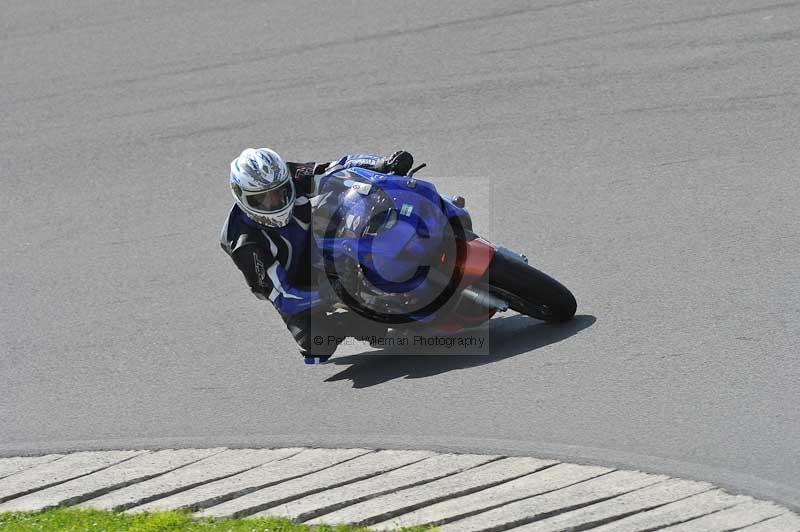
top-left (487, 248), bottom-right (576, 322)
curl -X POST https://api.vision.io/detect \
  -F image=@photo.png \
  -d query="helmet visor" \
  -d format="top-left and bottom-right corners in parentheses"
top-left (243, 181), bottom-right (293, 213)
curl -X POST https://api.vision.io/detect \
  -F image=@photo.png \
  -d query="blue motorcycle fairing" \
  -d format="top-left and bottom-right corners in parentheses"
top-left (312, 168), bottom-right (460, 307)
top-left (440, 194), bottom-right (471, 225)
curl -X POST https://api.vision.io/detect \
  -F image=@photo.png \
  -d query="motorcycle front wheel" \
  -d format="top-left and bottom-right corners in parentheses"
top-left (487, 247), bottom-right (577, 322)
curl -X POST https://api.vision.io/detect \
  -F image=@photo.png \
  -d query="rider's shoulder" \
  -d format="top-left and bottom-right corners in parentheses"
top-left (220, 204), bottom-right (266, 253)
top-left (227, 203), bottom-right (259, 228)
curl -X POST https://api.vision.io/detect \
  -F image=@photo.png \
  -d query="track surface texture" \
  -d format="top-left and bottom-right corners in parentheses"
top-left (2, 0), bottom-right (799, 513)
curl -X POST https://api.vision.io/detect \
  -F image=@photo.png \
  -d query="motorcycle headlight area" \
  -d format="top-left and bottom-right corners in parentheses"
top-left (363, 208), bottom-right (398, 236)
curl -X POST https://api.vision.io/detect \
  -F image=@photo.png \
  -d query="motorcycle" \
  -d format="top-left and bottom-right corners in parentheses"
top-left (310, 163), bottom-right (576, 352)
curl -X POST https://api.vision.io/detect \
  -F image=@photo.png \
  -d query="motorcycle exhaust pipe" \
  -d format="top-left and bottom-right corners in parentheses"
top-left (461, 287), bottom-right (509, 312)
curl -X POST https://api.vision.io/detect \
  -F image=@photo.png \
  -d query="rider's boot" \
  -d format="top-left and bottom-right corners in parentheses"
top-left (285, 309), bottom-right (338, 364)
top-left (303, 354), bottom-right (330, 365)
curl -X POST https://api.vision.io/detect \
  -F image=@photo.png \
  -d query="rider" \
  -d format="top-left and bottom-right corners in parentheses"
top-left (220, 147), bottom-right (414, 363)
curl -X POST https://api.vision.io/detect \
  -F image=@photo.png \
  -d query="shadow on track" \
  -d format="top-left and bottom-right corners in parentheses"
top-left (324, 314), bottom-right (596, 388)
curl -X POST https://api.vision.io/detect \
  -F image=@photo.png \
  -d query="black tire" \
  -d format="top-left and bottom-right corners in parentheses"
top-left (487, 247), bottom-right (576, 322)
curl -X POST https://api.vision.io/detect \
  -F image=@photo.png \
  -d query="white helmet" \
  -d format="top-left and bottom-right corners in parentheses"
top-left (230, 148), bottom-right (295, 228)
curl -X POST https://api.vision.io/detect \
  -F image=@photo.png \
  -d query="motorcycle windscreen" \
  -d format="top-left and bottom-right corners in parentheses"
top-left (364, 224), bottom-right (448, 293)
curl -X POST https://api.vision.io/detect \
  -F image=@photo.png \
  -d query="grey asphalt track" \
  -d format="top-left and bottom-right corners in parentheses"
top-left (2, 0), bottom-right (799, 513)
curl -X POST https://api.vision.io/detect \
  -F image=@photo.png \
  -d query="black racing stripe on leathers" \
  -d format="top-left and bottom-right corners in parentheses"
top-left (271, 231), bottom-right (291, 268)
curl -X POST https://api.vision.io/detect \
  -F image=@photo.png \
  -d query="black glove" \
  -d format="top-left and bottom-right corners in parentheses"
top-left (385, 150), bottom-right (414, 176)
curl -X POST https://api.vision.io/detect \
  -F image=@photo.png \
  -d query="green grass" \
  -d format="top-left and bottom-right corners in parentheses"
top-left (0, 508), bottom-right (436, 532)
